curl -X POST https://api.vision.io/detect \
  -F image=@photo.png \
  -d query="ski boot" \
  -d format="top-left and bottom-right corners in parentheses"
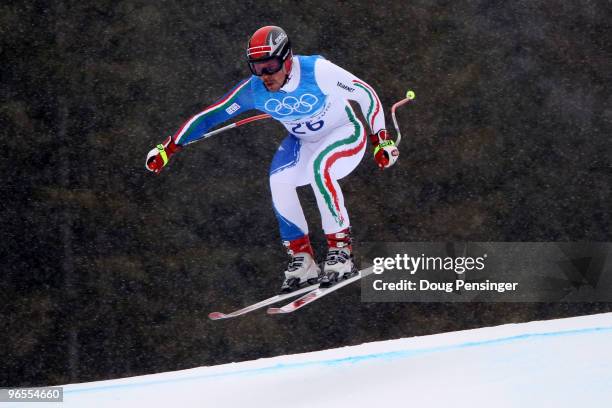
top-left (280, 235), bottom-right (321, 293)
top-left (319, 228), bottom-right (358, 288)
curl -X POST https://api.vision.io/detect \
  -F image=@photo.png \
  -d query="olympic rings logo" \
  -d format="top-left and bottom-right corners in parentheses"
top-left (264, 94), bottom-right (319, 116)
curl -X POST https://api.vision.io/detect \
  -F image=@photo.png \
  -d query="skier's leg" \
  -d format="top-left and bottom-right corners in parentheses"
top-left (308, 105), bottom-right (368, 284)
top-left (309, 106), bottom-right (368, 236)
top-left (269, 134), bottom-right (320, 291)
top-left (269, 134), bottom-right (311, 240)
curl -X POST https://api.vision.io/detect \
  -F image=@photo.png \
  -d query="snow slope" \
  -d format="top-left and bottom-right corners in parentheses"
top-left (9, 313), bottom-right (612, 407)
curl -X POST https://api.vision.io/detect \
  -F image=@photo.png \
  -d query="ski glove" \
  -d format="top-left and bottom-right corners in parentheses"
top-left (370, 129), bottom-right (399, 169)
top-left (145, 136), bottom-right (182, 174)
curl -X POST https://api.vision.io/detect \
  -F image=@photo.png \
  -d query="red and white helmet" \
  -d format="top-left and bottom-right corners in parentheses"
top-left (246, 26), bottom-right (292, 76)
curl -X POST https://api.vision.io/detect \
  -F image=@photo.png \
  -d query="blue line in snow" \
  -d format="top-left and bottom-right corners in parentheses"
top-left (65, 325), bottom-right (612, 395)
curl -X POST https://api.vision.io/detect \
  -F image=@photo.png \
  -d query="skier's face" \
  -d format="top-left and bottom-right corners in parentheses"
top-left (261, 66), bottom-right (288, 92)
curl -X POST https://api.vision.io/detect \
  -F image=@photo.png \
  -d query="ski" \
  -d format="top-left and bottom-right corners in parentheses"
top-left (208, 282), bottom-right (320, 320)
top-left (267, 266), bottom-right (374, 314)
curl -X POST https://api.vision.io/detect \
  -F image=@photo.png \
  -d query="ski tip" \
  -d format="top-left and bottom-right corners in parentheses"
top-left (208, 312), bottom-right (227, 320)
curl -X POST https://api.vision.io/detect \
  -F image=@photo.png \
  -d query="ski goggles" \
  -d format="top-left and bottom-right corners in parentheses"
top-left (248, 57), bottom-right (284, 76)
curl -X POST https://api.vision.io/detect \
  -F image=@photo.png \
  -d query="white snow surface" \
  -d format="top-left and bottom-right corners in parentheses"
top-left (11, 313), bottom-right (612, 407)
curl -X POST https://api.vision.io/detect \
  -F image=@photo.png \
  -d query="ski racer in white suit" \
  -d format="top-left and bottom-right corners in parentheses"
top-left (146, 26), bottom-right (399, 291)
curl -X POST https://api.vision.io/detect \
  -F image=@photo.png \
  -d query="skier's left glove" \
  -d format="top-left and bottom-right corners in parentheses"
top-left (370, 129), bottom-right (399, 169)
top-left (145, 136), bottom-right (182, 174)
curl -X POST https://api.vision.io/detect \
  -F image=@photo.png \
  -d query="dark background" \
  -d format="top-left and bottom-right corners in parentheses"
top-left (2, 0), bottom-right (611, 386)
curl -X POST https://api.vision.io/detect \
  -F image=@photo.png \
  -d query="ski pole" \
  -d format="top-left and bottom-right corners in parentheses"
top-left (183, 113), bottom-right (272, 146)
top-left (391, 89), bottom-right (415, 147)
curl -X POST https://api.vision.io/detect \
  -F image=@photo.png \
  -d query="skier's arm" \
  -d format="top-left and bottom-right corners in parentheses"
top-left (146, 78), bottom-right (255, 173)
top-left (316, 59), bottom-right (399, 169)
top-left (315, 59), bottom-right (386, 134)
top-left (173, 78), bottom-right (255, 145)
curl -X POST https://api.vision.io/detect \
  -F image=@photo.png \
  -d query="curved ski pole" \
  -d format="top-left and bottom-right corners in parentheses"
top-left (390, 90), bottom-right (415, 147)
top-left (183, 113), bottom-right (272, 146)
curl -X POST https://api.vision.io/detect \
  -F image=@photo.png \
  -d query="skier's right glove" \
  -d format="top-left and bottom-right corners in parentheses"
top-left (370, 129), bottom-right (399, 170)
top-left (145, 136), bottom-right (182, 174)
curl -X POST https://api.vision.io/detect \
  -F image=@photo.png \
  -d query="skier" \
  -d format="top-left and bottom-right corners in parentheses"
top-left (146, 26), bottom-right (399, 292)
